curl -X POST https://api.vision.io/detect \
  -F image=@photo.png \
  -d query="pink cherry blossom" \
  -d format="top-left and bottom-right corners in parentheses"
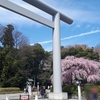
top-left (51, 56), bottom-right (100, 84)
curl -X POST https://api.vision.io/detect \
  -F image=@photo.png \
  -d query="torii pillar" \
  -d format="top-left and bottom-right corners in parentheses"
top-left (0, 0), bottom-right (73, 100)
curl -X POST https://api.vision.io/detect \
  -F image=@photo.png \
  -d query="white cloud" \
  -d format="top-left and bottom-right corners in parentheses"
top-left (0, 0), bottom-right (100, 27)
top-left (45, 0), bottom-right (100, 24)
top-left (0, 0), bottom-right (52, 27)
top-left (35, 30), bottom-right (100, 45)
top-left (85, 25), bottom-right (91, 29)
top-left (60, 8), bottom-right (100, 24)
top-left (76, 25), bottom-right (81, 28)
top-left (38, 40), bottom-right (52, 44)
top-left (62, 30), bottom-right (100, 40)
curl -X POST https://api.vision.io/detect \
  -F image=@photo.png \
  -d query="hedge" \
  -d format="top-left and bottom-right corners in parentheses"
top-left (0, 87), bottom-right (22, 94)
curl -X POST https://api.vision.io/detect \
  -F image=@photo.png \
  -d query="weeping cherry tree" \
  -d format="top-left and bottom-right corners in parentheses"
top-left (51, 56), bottom-right (100, 85)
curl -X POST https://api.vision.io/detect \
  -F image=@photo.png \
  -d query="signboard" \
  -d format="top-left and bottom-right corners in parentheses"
top-left (20, 95), bottom-right (29, 100)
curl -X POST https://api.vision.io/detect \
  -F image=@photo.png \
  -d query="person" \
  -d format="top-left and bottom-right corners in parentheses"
top-left (92, 87), bottom-right (98, 100)
top-left (40, 86), bottom-right (45, 99)
top-left (48, 86), bottom-right (50, 89)
top-left (24, 88), bottom-right (26, 93)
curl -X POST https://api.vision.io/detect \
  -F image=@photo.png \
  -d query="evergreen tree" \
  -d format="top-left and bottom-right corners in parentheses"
top-left (1, 24), bottom-right (14, 47)
top-left (61, 46), bottom-right (99, 61)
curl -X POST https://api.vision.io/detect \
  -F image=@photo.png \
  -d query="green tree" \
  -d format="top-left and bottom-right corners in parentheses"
top-left (17, 43), bottom-right (45, 86)
top-left (1, 24), bottom-right (14, 47)
top-left (61, 45), bottom-right (99, 61)
top-left (0, 24), bottom-right (52, 88)
top-left (0, 47), bottom-right (19, 87)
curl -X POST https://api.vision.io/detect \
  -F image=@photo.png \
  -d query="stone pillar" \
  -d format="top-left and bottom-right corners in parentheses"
top-left (28, 85), bottom-right (32, 96)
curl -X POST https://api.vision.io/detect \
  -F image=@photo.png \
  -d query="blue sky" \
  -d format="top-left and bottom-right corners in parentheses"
top-left (0, 0), bottom-right (100, 51)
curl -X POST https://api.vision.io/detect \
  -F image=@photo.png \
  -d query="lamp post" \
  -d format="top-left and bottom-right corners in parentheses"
top-left (76, 77), bottom-right (83, 100)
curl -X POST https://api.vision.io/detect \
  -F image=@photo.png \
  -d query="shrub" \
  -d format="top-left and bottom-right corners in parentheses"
top-left (62, 84), bottom-right (77, 93)
top-left (0, 87), bottom-right (22, 94)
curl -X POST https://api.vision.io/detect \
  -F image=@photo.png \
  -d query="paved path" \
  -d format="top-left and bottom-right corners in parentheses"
top-left (0, 92), bottom-right (48, 100)
top-left (0, 92), bottom-right (86, 100)
top-left (0, 89), bottom-right (51, 100)
top-left (0, 93), bottom-right (24, 100)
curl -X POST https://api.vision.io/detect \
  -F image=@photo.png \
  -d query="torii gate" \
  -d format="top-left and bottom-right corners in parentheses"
top-left (0, 0), bottom-right (73, 99)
